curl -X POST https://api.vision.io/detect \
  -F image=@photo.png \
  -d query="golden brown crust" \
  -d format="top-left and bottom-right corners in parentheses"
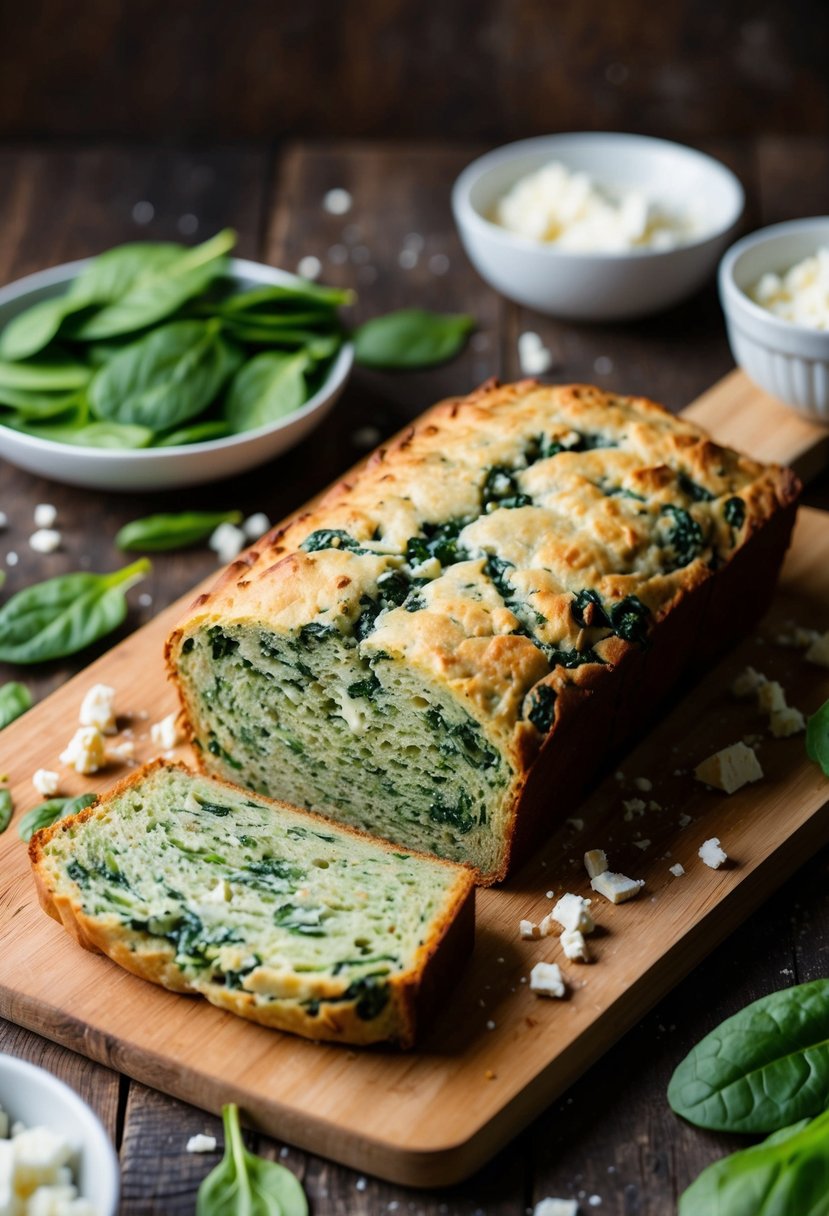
top-left (30, 761), bottom-right (475, 1048)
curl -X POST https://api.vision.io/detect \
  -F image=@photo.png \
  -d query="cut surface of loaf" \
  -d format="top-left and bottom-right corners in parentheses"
top-left (166, 381), bottom-right (800, 882)
top-left (30, 761), bottom-right (475, 1047)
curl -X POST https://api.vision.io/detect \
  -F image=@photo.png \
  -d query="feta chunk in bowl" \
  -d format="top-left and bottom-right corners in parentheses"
top-left (0, 1055), bottom-right (118, 1216)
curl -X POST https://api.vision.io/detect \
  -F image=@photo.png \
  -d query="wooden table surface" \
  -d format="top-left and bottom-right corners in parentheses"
top-left (1, 136), bottom-right (828, 1215)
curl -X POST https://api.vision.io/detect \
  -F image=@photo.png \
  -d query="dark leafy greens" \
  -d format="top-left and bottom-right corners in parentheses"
top-left (0, 681), bottom-right (32, 728)
top-left (806, 699), bottom-right (829, 777)
top-left (18, 792), bottom-right (97, 842)
top-left (116, 511), bottom-right (242, 552)
top-left (196, 1103), bottom-right (308, 1216)
top-left (353, 308), bottom-right (475, 369)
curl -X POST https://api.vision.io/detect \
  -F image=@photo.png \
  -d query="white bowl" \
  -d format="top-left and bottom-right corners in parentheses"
top-left (0, 1053), bottom-right (119, 1215)
top-left (719, 217), bottom-right (829, 424)
top-left (452, 132), bottom-right (745, 321)
top-left (0, 257), bottom-right (353, 491)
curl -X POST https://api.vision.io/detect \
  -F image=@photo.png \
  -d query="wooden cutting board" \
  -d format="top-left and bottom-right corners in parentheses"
top-left (1, 370), bottom-right (828, 1187)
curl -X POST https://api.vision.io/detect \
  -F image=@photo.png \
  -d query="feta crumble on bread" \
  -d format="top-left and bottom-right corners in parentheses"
top-left (590, 871), bottom-right (645, 904)
top-left (530, 961), bottom-right (566, 998)
top-left (699, 837), bottom-right (728, 869)
top-left (694, 741), bottom-right (763, 794)
top-left (78, 684), bottom-right (117, 735)
top-left (560, 928), bottom-right (591, 962)
top-left (59, 727), bottom-right (107, 775)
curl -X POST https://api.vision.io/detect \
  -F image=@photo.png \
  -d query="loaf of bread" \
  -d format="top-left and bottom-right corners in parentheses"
top-left (166, 381), bottom-right (799, 883)
top-left (30, 761), bottom-right (475, 1047)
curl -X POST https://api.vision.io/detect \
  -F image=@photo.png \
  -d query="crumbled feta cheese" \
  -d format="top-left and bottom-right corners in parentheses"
top-left (518, 331), bottom-right (554, 376)
top-left (32, 770), bottom-right (60, 798)
top-left (186, 1134), bottom-right (217, 1153)
top-left (5, 551), bottom-right (18, 566)
top-left (201, 879), bottom-right (232, 905)
top-left (694, 741), bottom-right (763, 794)
top-left (242, 513), bottom-right (271, 541)
top-left (109, 740), bottom-right (135, 762)
top-left (699, 837), bottom-right (728, 869)
top-left (27, 1184), bottom-right (78, 1215)
top-left (495, 160), bottom-right (695, 252)
top-left (622, 797), bottom-right (646, 820)
top-left (583, 849), bottom-right (609, 879)
top-left (533, 1198), bottom-right (579, 1216)
top-left (647, 800), bottom-right (662, 812)
top-left (750, 247), bottom-right (829, 331)
top-left (805, 632), bottom-right (829, 668)
top-left (79, 684), bottom-right (117, 734)
top-left (60, 726), bottom-right (106, 774)
top-left (296, 255), bottom-right (322, 281)
top-left (757, 680), bottom-right (786, 715)
top-left (12, 1126), bottom-right (74, 1195)
top-left (731, 666), bottom-right (767, 697)
top-left (774, 624), bottom-right (819, 648)
top-left (520, 919), bottom-right (541, 940)
top-left (323, 188), bottom-right (352, 215)
top-left (33, 504), bottom-right (57, 529)
top-left (150, 712), bottom-right (182, 751)
top-left (208, 521), bottom-right (246, 564)
top-left (560, 928), bottom-right (590, 962)
top-left (634, 838), bottom-right (651, 851)
top-left (770, 705), bottom-right (806, 738)
top-left (547, 892), bottom-right (595, 934)
top-left (529, 961), bottom-right (566, 998)
top-left (566, 817), bottom-right (584, 831)
top-left (669, 863), bottom-right (685, 877)
top-left (590, 871), bottom-right (645, 904)
top-left (633, 776), bottom-right (652, 791)
top-left (29, 529), bottom-right (61, 554)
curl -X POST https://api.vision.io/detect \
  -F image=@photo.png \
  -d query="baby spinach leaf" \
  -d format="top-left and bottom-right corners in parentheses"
top-left (0, 788), bottom-right (12, 834)
top-left (0, 558), bottom-right (150, 664)
top-left (155, 420), bottom-right (232, 446)
top-left (89, 320), bottom-right (241, 432)
top-left (0, 386), bottom-right (82, 418)
top-left (678, 1108), bottom-right (829, 1216)
top-left (0, 296), bottom-right (96, 361)
top-left (71, 229), bottom-right (236, 340)
top-left (7, 415), bottom-right (154, 449)
top-left (116, 511), bottom-right (242, 552)
top-left (67, 242), bottom-right (184, 304)
top-left (668, 979), bottom-right (829, 1133)
top-left (0, 358), bottom-right (92, 391)
top-left (0, 681), bottom-right (33, 728)
top-left (223, 351), bottom-right (309, 433)
top-left (216, 282), bottom-right (353, 313)
top-left (18, 792), bottom-right (97, 842)
top-left (353, 309), bottom-right (475, 369)
top-left (806, 698), bottom-right (829, 777)
top-left (196, 1102), bottom-right (308, 1216)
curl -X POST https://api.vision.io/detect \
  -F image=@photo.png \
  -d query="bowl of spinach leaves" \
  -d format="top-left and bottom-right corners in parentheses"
top-left (0, 230), bottom-right (354, 490)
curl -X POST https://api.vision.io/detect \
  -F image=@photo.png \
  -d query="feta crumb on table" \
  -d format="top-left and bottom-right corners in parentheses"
top-left (547, 892), bottom-right (595, 934)
top-left (622, 798), bottom-right (646, 820)
top-left (150, 712), bottom-right (182, 751)
top-left (518, 331), bottom-right (554, 376)
top-left (59, 727), bottom-right (107, 775)
top-left (583, 849), bottom-right (608, 879)
top-left (520, 919), bottom-right (541, 940)
top-left (757, 680), bottom-right (786, 715)
top-left (32, 770), bottom-right (60, 798)
top-left (770, 705), bottom-right (806, 738)
top-left (530, 961), bottom-right (566, 998)
top-left (78, 684), bottom-right (117, 735)
top-left (731, 665), bottom-right (767, 697)
top-left (208, 521), bottom-right (246, 564)
top-left (33, 504), bottom-right (57, 529)
top-left (185, 1133), bottom-right (217, 1153)
top-left (805, 632), bottom-right (829, 668)
top-left (560, 928), bottom-right (591, 962)
top-left (694, 741), bottom-right (763, 794)
top-left (669, 863), bottom-right (685, 877)
top-left (699, 837), bottom-right (728, 869)
top-left (242, 513), bottom-right (271, 541)
top-left (633, 776), bottom-right (652, 791)
top-left (590, 871), bottom-right (645, 904)
top-left (29, 529), bottom-right (61, 554)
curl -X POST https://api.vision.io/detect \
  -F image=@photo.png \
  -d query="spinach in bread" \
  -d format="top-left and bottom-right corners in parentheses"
top-left (30, 762), bottom-right (474, 1048)
top-left (167, 382), bottom-right (799, 882)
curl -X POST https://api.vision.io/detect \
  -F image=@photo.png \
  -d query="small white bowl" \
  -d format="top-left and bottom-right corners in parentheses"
top-left (0, 1053), bottom-right (119, 1215)
top-left (719, 217), bottom-right (829, 424)
top-left (452, 132), bottom-right (744, 321)
top-left (0, 257), bottom-right (353, 491)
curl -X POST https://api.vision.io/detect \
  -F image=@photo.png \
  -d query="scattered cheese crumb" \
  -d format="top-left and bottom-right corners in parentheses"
top-left (694, 741), bottom-right (763, 794)
top-left (634, 838), bottom-right (651, 851)
top-left (33, 503), bottom-right (57, 529)
top-left (669, 863), bottom-right (685, 877)
top-left (79, 684), bottom-right (117, 734)
top-left (774, 623), bottom-right (819, 648)
top-left (560, 928), bottom-right (591, 962)
top-left (150, 712), bottom-right (182, 751)
top-left (29, 528), bottom-right (61, 553)
top-left (486, 1019), bottom-right (496, 1031)
top-left (678, 813), bottom-right (692, 828)
top-left (590, 871), bottom-right (645, 904)
top-left (520, 919), bottom-right (541, 940)
top-left (622, 797), bottom-right (647, 820)
top-left (566, 817), bottom-right (584, 831)
top-left (583, 849), bottom-right (608, 879)
top-left (243, 513), bottom-right (271, 541)
top-left (770, 705), bottom-right (806, 738)
top-left (633, 776), bottom-right (652, 791)
top-left (208, 521), bottom-right (246, 564)
top-left (296, 254), bottom-right (322, 281)
top-left (547, 893), bottom-right (595, 934)
top-left (6, 551), bottom-right (18, 566)
top-left (60, 726), bottom-right (107, 774)
top-left (109, 740), bottom-right (135, 762)
top-left (805, 632), bottom-right (829, 668)
top-left (533, 1200), bottom-right (579, 1216)
top-left (529, 961), bottom-right (566, 998)
top-left (32, 769), bottom-right (59, 797)
top-left (186, 1134), bottom-right (217, 1153)
top-left (323, 187), bottom-right (352, 215)
top-left (518, 331), bottom-right (554, 376)
top-left (699, 837), bottom-right (728, 869)
top-left (647, 799), bottom-right (662, 812)
top-left (731, 666), bottom-right (767, 697)
top-left (757, 680), bottom-right (786, 715)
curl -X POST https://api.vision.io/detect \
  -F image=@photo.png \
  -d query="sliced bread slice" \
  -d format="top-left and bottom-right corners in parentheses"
top-left (30, 760), bottom-right (475, 1047)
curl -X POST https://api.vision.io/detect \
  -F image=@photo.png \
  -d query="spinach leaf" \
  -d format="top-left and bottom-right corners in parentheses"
top-left (724, 496), bottom-right (746, 531)
top-left (18, 792), bottom-right (97, 842)
top-left (429, 791), bottom-right (476, 835)
top-left (215, 282), bottom-right (352, 313)
top-left (116, 511), bottom-right (242, 552)
top-left (89, 320), bottom-right (241, 432)
top-left (0, 358), bottom-right (92, 391)
top-left (71, 229), bottom-right (236, 340)
top-left (222, 351), bottom-right (309, 433)
top-left (0, 558), bottom-right (150, 664)
top-left (0, 386), bottom-right (82, 418)
top-left (0, 296), bottom-right (96, 361)
top-left (353, 309), bottom-right (475, 369)
top-left (155, 420), bottom-right (232, 446)
top-left (196, 1103), bottom-right (308, 1216)
top-left (525, 684), bottom-right (557, 733)
top-left (7, 415), bottom-right (154, 448)
top-left (299, 529), bottom-right (369, 555)
top-left (0, 681), bottom-right (32, 728)
top-left (806, 699), bottom-right (829, 776)
top-left (67, 242), bottom-right (184, 304)
top-left (668, 979), bottom-right (829, 1133)
top-left (609, 595), bottom-right (650, 644)
top-left (0, 788), bottom-right (12, 834)
top-left (660, 504), bottom-right (704, 568)
top-left (678, 1109), bottom-right (829, 1216)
